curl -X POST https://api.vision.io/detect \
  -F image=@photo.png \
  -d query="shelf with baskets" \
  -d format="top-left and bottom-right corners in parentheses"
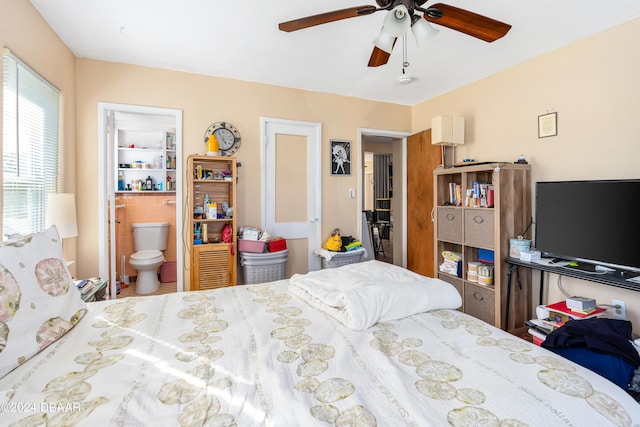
top-left (188, 155), bottom-right (237, 290)
top-left (433, 163), bottom-right (532, 330)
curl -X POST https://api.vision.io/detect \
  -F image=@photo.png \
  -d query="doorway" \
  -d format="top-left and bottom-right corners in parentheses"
top-left (97, 103), bottom-right (183, 298)
top-left (359, 129), bottom-right (409, 267)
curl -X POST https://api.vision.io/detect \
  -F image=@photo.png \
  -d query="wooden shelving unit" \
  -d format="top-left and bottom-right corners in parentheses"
top-left (433, 163), bottom-right (532, 330)
top-left (188, 155), bottom-right (237, 290)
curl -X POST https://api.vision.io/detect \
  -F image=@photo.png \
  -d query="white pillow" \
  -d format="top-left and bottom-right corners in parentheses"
top-left (0, 226), bottom-right (87, 378)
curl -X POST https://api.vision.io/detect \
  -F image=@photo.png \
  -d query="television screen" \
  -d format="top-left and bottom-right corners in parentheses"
top-left (535, 179), bottom-right (640, 272)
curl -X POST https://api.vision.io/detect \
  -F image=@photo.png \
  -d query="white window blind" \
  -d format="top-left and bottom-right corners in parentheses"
top-left (2, 49), bottom-right (61, 239)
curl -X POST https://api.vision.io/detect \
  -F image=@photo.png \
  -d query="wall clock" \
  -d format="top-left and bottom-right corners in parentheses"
top-left (204, 122), bottom-right (241, 156)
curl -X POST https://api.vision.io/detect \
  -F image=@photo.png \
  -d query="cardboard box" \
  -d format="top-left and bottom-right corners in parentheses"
top-left (238, 239), bottom-right (267, 253)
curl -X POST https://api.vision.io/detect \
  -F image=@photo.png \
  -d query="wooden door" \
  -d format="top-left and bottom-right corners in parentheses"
top-left (407, 129), bottom-right (442, 276)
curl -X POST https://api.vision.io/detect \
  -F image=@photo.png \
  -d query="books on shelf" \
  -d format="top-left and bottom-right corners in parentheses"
top-left (448, 182), bottom-right (462, 206)
top-left (446, 181), bottom-right (495, 208)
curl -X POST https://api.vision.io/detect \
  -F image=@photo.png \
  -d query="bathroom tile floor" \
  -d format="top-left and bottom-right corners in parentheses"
top-left (118, 280), bottom-right (177, 298)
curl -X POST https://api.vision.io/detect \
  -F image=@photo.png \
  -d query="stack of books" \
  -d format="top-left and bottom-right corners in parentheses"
top-left (526, 300), bottom-right (606, 345)
top-left (74, 279), bottom-right (94, 295)
top-left (448, 182), bottom-right (462, 206)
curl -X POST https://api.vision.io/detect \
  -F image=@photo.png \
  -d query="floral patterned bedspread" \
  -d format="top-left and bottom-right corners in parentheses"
top-left (1, 279), bottom-right (639, 426)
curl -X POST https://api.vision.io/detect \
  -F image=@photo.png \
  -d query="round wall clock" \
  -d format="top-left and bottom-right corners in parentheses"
top-left (204, 122), bottom-right (241, 156)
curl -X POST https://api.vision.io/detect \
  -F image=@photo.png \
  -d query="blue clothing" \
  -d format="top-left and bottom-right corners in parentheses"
top-left (542, 318), bottom-right (639, 389)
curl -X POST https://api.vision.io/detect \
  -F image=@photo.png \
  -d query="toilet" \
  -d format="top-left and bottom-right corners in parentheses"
top-left (129, 222), bottom-right (169, 294)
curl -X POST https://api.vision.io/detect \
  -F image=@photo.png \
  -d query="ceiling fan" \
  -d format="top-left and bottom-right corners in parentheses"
top-left (279, 1), bottom-right (511, 67)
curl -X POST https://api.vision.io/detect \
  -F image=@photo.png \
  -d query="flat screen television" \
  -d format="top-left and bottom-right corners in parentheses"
top-left (535, 179), bottom-right (640, 273)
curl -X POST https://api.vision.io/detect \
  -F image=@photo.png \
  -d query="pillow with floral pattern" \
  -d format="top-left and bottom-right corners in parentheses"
top-left (0, 226), bottom-right (87, 378)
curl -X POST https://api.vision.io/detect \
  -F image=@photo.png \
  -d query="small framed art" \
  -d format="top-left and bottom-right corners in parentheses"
top-left (538, 112), bottom-right (557, 138)
top-left (330, 139), bottom-right (351, 176)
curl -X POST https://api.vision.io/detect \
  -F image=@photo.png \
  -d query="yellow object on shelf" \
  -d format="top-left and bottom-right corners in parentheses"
top-left (206, 134), bottom-right (219, 154)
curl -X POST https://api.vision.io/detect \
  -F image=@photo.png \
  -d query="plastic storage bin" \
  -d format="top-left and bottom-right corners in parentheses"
top-left (159, 261), bottom-right (177, 282)
top-left (238, 239), bottom-right (267, 253)
top-left (320, 250), bottom-right (365, 269)
top-left (240, 249), bottom-right (288, 284)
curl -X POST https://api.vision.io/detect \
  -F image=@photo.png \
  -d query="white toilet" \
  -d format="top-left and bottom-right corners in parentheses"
top-left (129, 222), bottom-right (169, 294)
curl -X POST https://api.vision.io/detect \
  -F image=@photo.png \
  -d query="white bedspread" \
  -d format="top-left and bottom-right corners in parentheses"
top-left (289, 260), bottom-right (462, 330)
top-left (1, 277), bottom-right (639, 426)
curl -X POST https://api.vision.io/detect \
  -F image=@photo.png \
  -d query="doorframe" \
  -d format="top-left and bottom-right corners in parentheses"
top-left (358, 128), bottom-right (410, 267)
top-left (97, 102), bottom-right (184, 298)
top-left (261, 117), bottom-right (322, 271)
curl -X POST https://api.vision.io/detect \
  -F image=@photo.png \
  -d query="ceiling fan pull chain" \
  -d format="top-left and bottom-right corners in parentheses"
top-left (402, 35), bottom-right (409, 70)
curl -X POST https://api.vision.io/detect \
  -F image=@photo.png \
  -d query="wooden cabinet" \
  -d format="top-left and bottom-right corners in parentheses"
top-left (188, 155), bottom-right (237, 290)
top-left (433, 163), bottom-right (532, 330)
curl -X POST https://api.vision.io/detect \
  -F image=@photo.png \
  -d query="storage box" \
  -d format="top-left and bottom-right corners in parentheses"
top-left (159, 261), bottom-right (177, 283)
top-left (478, 248), bottom-right (495, 263)
top-left (268, 238), bottom-right (287, 252)
top-left (240, 250), bottom-right (288, 284)
top-left (238, 239), bottom-right (267, 253)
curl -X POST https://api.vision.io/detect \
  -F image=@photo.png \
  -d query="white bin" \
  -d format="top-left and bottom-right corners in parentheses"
top-left (240, 250), bottom-right (288, 284)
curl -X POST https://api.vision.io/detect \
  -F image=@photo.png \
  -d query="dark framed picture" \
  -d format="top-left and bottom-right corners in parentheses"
top-left (330, 139), bottom-right (351, 176)
top-left (538, 112), bottom-right (557, 138)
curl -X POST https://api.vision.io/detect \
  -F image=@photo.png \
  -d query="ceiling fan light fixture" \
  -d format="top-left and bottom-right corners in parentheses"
top-left (411, 16), bottom-right (438, 47)
top-left (373, 30), bottom-right (395, 54)
top-left (382, 5), bottom-right (411, 37)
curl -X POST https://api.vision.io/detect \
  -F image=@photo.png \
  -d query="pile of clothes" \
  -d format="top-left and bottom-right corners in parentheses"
top-left (542, 317), bottom-right (640, 401)
top-left (323, 228), bottom-right (363, 252)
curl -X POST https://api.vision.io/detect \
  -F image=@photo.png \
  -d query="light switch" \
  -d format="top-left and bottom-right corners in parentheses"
top-left (349, 188), bottom-right (356, 199)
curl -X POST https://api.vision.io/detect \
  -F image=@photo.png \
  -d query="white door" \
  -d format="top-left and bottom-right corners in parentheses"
top-left (262, 118), bottom-right (322, 272)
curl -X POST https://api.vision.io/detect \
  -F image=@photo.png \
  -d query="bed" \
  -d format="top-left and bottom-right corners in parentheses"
top-left (1, 227), bottom-right (639, 426)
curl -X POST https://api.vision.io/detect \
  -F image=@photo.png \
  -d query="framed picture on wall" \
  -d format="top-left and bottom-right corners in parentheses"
top-left (538, 112), bottom-right (558, 138)
top-left (330, 139), bottom-right (351, 176)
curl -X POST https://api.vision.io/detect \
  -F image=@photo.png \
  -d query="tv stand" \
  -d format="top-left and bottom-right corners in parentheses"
top-left (504, 257), bottom-right (640, 326)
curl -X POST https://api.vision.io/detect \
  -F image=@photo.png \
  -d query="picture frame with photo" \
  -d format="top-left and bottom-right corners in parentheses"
top-left (330, 139), bottom-right (351, 176)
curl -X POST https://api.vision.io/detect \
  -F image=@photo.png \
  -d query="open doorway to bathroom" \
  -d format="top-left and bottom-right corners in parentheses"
top-left (98, 103), bottom-right (183, 299)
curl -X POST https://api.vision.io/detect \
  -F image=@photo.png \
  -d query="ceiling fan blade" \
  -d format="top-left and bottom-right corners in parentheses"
top-left (368, 47), bottom-right (391, 67)
top-left (367, 37), bottom-right (397, 67)
top-left (279, 6), bottom-right (377, 32)
top-left (425, 3), bottom-right (511, 42)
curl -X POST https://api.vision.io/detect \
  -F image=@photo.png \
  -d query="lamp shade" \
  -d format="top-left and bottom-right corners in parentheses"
top-left (411, 17), bottom-right (439, 47)
top-left (431, 115), bottom-right (465, 146)
top-left (46, 193), bottom-right (78, 239)
top-left (383, 5), bottom-right (411, 37)
top-left (373, 30), bottom-right (396, 53)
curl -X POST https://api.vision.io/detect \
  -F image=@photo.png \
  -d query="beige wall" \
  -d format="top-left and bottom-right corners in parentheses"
top-left (412, 17), bottom-right (640, 330)
top-left (0, 0), bottom-right (77, 273)
top-left (3, 1), bottom-right (640, 330)
top-left (74, 59), bottom-right (410, 287)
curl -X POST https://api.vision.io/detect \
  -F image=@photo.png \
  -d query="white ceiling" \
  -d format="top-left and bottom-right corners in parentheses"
top-left (30, 1), bottom-right (640, 106)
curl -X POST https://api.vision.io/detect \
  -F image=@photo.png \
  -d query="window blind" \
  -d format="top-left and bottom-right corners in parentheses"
top-left (2, 49), bottom-right (61, 239)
